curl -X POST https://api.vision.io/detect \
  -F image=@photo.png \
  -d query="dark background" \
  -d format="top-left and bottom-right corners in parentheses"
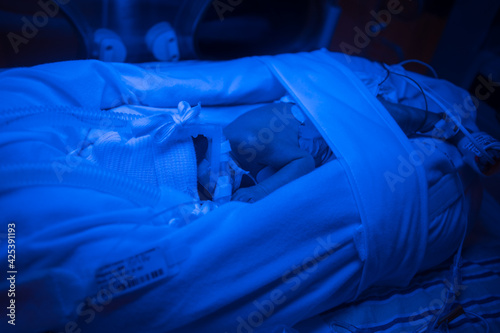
top-left (1, 0), bottom-right (499, 133)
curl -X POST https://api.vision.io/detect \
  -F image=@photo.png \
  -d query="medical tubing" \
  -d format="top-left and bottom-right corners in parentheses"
top-left (377, 65), bottom-right (391, 87)
top-left (484, 142), bottom-right (500, 150)
top-left (211, 139), bottom-right (231, 204)
top-left (455, 126), bottom-right (496, 166)
top-left (0, 106), bottom-right (178, 206)
top-left (228, 151), bottom-right (258, 186)
top-left (423, 171), bottom-right (468, 333)
top-left (388, 71), bottom-right (497, 165)
top-left (379, 66), bottom-right (492, 331)
top-left (0, 162), bottom-right (161, 206)
top-left (397, 59), bottom-right (439, 78)
top-left (246, 172), bottom-right (258, 186)
top-left (449, 114), bottom-right (495, 165)
top-left (464, 310), bottom-right (490, 333)
top-left (416, 88), bottom-right (496, 165)
top-left (381, 64), bottom-right (429, 133)
top-left (0, 105), bottom-right (141, 132)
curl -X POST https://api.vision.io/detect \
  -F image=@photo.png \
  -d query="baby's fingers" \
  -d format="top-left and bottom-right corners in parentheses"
top-left (232, 189), bottom-right (255, 203)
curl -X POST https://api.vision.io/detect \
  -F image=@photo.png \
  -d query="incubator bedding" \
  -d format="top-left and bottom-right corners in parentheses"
top-left (0, 49), bottom-right (498, 332)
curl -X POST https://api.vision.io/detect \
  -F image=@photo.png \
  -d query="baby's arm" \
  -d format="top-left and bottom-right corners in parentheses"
top-left (224, 103), bottom-right (315, 202)
top-left (377, 96), bottom-right (442, 136)
top-left (232, 152), bottom-right (314, 203)
top-left (235, 142), bottom-right (314, 203)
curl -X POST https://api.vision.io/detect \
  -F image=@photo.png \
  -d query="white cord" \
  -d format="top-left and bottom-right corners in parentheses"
top-left (464, 310), bottom-right (490, 333)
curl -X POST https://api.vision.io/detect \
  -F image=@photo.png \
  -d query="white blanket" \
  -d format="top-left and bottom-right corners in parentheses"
top-left (0, 50), bottom-right (473, 333)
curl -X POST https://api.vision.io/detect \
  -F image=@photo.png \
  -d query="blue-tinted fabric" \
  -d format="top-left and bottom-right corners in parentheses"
top-left (261, 51), bottom-right (430, 290)
top-left (0, 50), bottom-right (472, 332)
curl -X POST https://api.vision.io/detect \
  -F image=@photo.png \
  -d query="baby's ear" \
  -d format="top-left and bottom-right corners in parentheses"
top-left (223, 123), bottom-right (252, 145)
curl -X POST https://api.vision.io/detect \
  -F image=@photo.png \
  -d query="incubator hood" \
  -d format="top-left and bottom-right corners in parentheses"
top-left (0, 0), bottom-right (340, 67)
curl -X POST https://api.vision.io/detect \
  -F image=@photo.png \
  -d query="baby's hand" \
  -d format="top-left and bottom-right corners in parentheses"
top-left (232, 185), bottom-right (268, 203)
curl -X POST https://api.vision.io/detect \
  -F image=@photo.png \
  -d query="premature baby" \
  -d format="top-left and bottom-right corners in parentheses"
top-left (223, 97), bottom-right (442, 203)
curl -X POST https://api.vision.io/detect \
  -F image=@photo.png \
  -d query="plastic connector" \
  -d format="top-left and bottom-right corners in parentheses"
top-left (458, 132), bottom-right (500, 176)
top-left (145, 22), bottom-right (180, 62)
top-left (93, 28), bottom-right (127, 62)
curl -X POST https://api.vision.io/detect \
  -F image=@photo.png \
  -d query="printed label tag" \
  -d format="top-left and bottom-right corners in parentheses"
top-left (95, 247), bottom-right (168, 296)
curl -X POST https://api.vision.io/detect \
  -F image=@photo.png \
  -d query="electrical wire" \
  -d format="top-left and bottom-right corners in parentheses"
top-left (377, 65), bottom-right (391, 87)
